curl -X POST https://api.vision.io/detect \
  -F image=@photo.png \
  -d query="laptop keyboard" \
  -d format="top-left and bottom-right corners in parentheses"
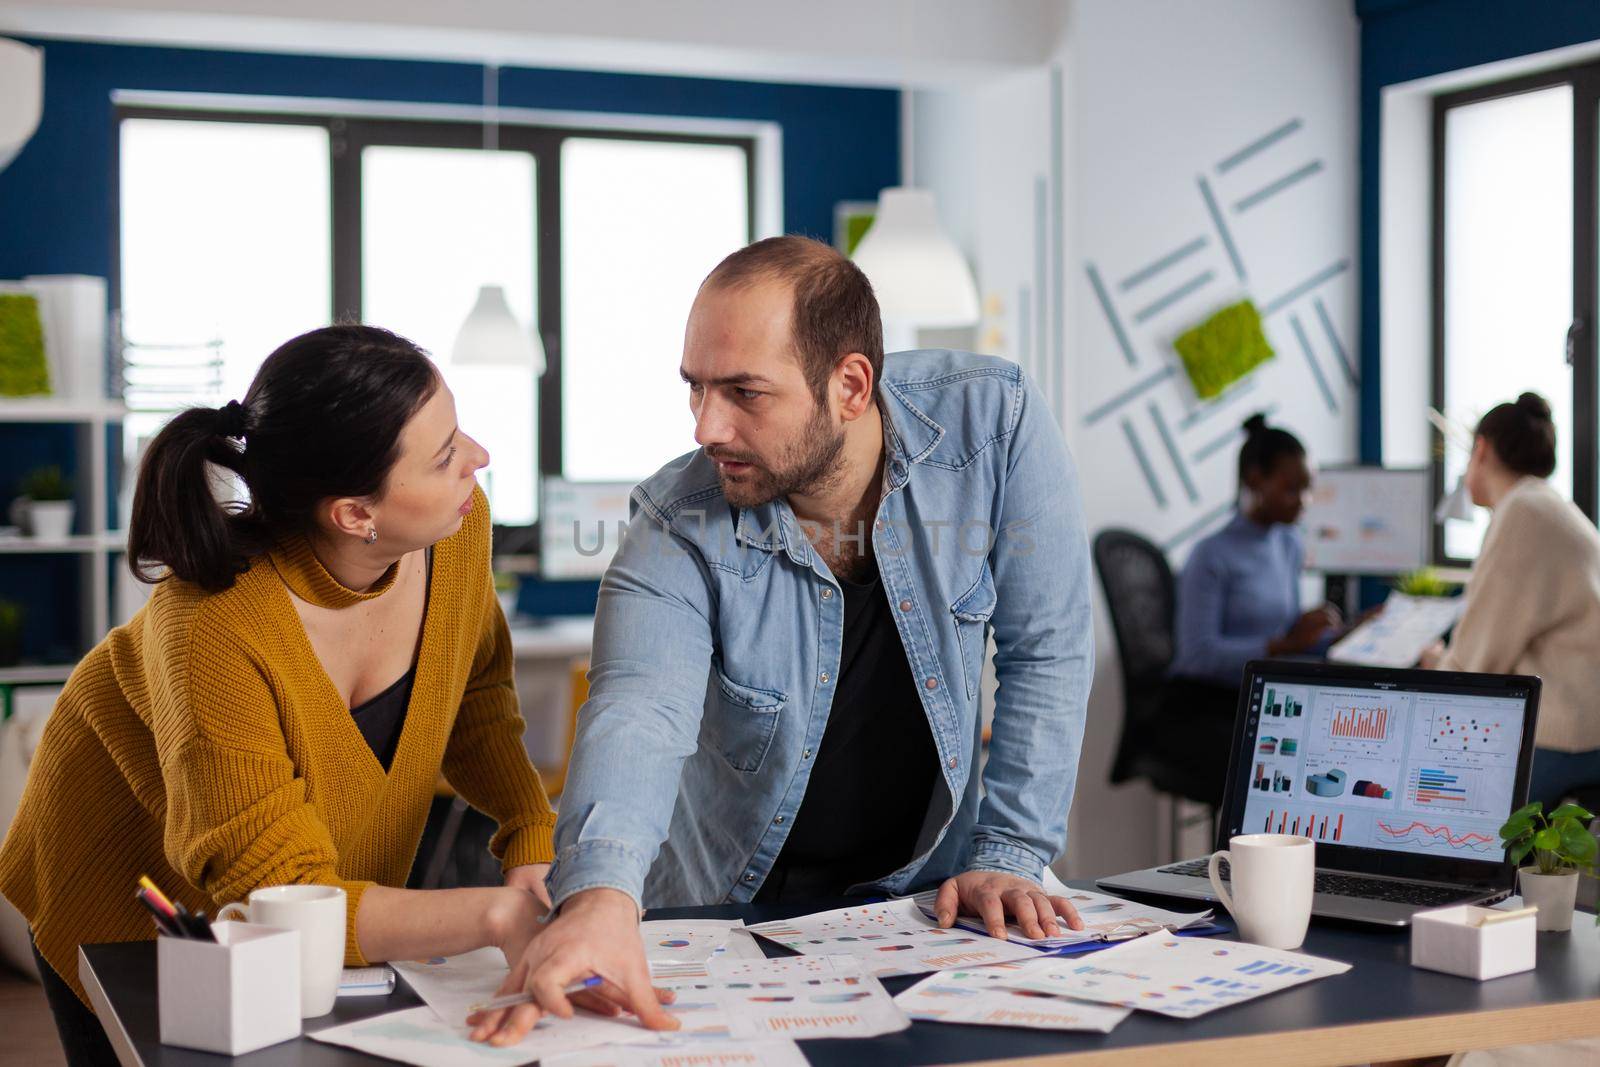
top-left (1157, 858), bottom-right (1477, 907)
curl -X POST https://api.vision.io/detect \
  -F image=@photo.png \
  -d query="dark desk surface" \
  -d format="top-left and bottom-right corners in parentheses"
top-left (81, 886), bottom-right (1600, 1067)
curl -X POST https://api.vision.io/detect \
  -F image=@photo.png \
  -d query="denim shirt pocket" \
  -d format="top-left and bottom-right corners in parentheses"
top-left (951, 567), bottom-right (997, 701)
top-left (703, 665), bottom-right (786, 774)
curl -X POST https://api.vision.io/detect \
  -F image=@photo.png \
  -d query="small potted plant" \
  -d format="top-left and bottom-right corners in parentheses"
top-left (16, 465), bottom-right (74, 540)
top-left (0, 600), bottom-right (21, 667)
top-left (1393, 567), bottom-right (1460, 598)
top-left (1499, 800), bottom-right (1597, 931)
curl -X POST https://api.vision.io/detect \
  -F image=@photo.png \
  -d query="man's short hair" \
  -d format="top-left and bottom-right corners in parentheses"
top-left (701, 235), bottom-right (884, 404)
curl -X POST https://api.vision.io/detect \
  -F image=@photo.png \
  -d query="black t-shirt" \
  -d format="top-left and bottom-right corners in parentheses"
top-left (348, 548), bottom-right (431, 772)
top-left (755, 558), bottom-right (941, 901)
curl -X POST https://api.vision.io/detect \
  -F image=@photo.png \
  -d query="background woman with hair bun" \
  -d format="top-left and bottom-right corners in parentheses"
top-left (0, 325), bottom-right (596, 1065)
top-left (1422, 392), bottom-right (1600, 811)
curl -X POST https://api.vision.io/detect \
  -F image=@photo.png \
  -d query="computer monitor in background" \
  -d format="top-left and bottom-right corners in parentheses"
top-left (1301, 466), bottom-right (1430, 575)
top-left (539, 477), bottom-right (635, 580)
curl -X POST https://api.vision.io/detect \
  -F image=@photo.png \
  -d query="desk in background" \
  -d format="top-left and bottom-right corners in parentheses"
top-left (81, 886), bottom-right (1600, 1067)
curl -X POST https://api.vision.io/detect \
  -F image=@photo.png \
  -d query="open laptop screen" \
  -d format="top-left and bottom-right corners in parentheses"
top-left (1232, 664), bottom-right (1538, 879)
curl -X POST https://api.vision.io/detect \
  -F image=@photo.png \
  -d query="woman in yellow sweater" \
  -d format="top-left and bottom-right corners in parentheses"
top-left (0, 325), bottom-right (561, 1065)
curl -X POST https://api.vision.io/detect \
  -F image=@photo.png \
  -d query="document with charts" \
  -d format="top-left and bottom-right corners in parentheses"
top-left (697, 955), bottom-right (910, 1039)
top-left (309, 1005), bottom-right (658, 1067)
top-left (544, 1042), bottom-right (810, 1067)
top-left (999, 936), bottom-right (1351, 1018)
top-left (1329, 592), bottom-right (1465, 668)
top-left (392, 923), bottom-right (763, 1027)
top-left (743, 898), bottom-right (1043, 977)
top-left (640, 918), bottom-right (765, 977)
top-left (894, 960), bottom-right (1131, 1031)
top-left (910, 886), bottom-right (1214, 948)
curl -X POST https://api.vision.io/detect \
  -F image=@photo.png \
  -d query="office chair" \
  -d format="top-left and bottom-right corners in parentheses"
top-left (1092, 528), bottom-right (1232, 852)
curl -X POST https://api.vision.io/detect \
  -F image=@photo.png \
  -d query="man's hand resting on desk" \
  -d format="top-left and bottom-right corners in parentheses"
top-left (932, 870), bottom-right (1085, 940)
top-left (468, 887), bottom-right (678, 1048)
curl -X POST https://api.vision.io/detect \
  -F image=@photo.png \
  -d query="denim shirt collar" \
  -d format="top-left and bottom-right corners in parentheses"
top-left (733, 379), bottom-right (946, 566)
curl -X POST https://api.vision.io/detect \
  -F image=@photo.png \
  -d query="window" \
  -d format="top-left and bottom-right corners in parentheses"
top-left (1432, 67), bottom-right (1600, 563)
top-left (117, 105), bottom-right (759, 535)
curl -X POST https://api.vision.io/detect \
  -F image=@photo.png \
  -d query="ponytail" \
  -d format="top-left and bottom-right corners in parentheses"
top-left (127, 325), bottom-right (439, 593)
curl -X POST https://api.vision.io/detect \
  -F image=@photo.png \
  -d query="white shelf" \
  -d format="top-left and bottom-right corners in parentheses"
top-left (0, 533), bottom-right (126, 554)
top-left (0, 664), bottom-right (74, 685)
top-left (0, 397), bottom-right (127, 422)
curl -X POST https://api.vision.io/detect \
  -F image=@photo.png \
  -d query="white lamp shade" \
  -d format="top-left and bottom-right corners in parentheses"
top-left (1435, 475), bottom-right (1475, 523)
top-left (0, 39), bottom-right (43, 173)
top-left (851, 187), bottom-right (980, 328)
top-left (451, 284), bottom-right (545, 372)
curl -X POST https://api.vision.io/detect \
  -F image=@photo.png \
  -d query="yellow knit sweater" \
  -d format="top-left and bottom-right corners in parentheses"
top-left (0, 487), bottom-right (555, 1004)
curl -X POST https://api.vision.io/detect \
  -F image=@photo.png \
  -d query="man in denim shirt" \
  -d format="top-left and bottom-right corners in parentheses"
top-left (473, 236), bottom-right (1093, 1044)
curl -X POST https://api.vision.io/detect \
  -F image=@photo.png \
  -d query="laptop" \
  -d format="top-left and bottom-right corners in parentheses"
top-left (1098, 659), bottom-right (1541, 926)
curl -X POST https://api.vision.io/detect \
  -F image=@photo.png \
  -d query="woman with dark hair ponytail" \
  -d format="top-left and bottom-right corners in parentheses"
top-left (0, 325), bottom-right (573, 1064)
top-left (1159, 414), bottom-right (1350, 802)
top-left (1171, 413), bottom-right (1345, 683)
top-left (1421, 392), bottom-right (1600, 811)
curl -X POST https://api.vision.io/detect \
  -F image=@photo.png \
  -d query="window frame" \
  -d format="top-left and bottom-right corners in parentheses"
top-left (113, 101), bottom-right (760, 551)
top-left (1430, 61), bottom-right (1600, 565)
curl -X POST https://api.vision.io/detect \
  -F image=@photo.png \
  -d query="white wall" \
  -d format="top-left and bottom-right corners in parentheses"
top-left (916, 0), bottom-right (1361, 878)
top-left (0, 0), bottom-right (1065, 88)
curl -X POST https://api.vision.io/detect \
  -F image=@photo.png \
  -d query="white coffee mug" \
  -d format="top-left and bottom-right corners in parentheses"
top-left (218, 885), bottom-right (345, 1017)
top-left (1208, 833), bottom-right (1315, 950)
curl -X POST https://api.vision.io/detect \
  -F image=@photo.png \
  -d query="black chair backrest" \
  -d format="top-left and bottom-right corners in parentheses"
top-left (1092, 528), bottom-right (1176, 686)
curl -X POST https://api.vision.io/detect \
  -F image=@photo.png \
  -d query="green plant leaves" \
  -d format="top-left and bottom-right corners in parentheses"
top-left (1550, 803), bottom-right (1597, 824)
top-left (1534, 827), bottom-right (1562, 852)
top-left (1559, 820), bottom-right (1598, 866)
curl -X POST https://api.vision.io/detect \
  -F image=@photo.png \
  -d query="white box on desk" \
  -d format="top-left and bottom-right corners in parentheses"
top-left (1411, 905), bottom-right (1536, 980)
top-left (157, 921), bottom-right (301, 1055)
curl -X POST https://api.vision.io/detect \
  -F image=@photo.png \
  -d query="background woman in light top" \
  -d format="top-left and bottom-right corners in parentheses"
top-left (0, 327), bottom-right (639, 1066)
top-left (1422, 393), bottom-right (1600, 811)
top-left (1170, 414), bottom-right (1343, 686)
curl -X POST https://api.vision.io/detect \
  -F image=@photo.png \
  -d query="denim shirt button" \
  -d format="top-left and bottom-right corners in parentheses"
top-left (899, 599), bottom-right (912, 612)
top-left (743, 872), bottom-right (755, 882)
top-left (924, 677), bottom-right (939, 690)
top-left (819, 672), bottom-right (830, 685)
top-left (948, 757), bottom-right (958, 769)
top-left (802, 748), bottom-right (812, 759)
top-left (821, 588), bottom-right (833, 600)
top-left (775, 815), bottom-right (785, 824)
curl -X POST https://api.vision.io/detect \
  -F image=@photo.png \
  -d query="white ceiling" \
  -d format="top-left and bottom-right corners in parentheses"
top-left (0, 0), bottom-right (1067, 87)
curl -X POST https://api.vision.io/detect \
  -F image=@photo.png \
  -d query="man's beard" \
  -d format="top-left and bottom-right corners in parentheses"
top-left (708, 401), bottom-right (846, 509)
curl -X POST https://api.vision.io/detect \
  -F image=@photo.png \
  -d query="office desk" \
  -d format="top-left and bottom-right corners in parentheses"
top-left (82, 888), bottom-right (1600, 1067)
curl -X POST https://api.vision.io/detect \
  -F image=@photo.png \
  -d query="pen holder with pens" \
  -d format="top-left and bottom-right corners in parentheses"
top-left (158, 921), bottom-right (302, 1055)
top-left (1410, 904), bottom-right (1536, 980)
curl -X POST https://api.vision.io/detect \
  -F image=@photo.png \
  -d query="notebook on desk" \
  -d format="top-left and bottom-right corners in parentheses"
top-left (1099, 660), bottom-right (1540, 927)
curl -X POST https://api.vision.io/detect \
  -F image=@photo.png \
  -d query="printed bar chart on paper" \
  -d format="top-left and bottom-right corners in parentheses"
top-left (998, 937), bottom-right (1351, 1019)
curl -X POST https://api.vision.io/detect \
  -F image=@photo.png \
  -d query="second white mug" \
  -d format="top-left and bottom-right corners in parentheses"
top-left (1208, 833), bottom-right (1315, 950)
top-left (218, 884), bottom-right (345, 1017)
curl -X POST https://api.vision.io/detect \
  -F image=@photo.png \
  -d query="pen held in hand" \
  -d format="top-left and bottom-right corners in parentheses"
top-left (468, 975), bottom-right (605, 1016)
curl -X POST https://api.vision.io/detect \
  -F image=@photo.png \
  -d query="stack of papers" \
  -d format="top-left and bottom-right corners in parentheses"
top-left (313, 931), bottom-right (906, 1065)
top-left (894, 960), bottom-right (1131, 1031)
top-left (997, 934), bottom-right (1352, 1018)
top-left (910, 886), bottom-right (1216, 949)
top-left (743, 898), bottom-right (1046, 976)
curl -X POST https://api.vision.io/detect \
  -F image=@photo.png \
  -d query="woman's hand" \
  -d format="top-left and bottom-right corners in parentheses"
top-left (1418, 640), bottom-right (1446, 669)
top-left (504, 863), bottom-right (553, 912)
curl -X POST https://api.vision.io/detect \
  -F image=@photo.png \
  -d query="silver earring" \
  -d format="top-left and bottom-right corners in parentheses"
top-left (365, 527), bottom-right (378, 545)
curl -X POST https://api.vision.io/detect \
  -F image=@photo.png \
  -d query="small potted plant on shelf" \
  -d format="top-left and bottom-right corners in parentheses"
top-left (0, 600), bottom-right (21, 667)
top-left (1393, 567), bottom-right (1460, 598)
top-left (15, 465), bottom-right (74, 540)
top-left (1499, 800), bottom-right (1597, 931)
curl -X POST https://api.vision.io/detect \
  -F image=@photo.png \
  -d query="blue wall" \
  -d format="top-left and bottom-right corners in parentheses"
top-left (1356, 0), bottom-right (1600, 463)
top-left (0, 38), bottom-right (900, 279)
